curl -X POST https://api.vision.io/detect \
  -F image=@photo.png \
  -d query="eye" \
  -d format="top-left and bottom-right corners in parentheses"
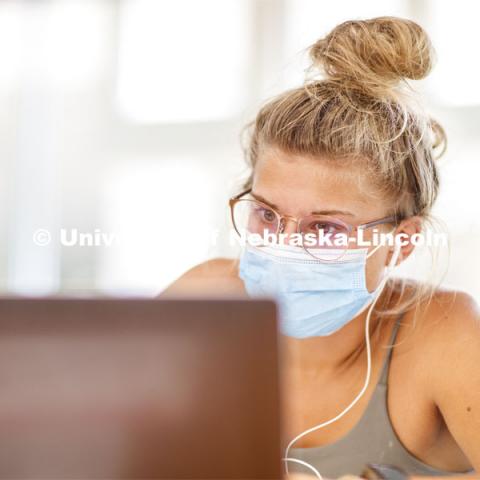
top-left (255, 207), bottom-right (276, 223)
top-left (306, 221), bottom-right (345, 235)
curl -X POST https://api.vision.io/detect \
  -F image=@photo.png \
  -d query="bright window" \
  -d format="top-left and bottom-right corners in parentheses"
top-left (116, 0), bottom-right (252, 123)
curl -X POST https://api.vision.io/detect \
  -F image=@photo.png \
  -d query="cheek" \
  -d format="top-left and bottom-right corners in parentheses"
top-left (364, 247), bottom-right (389, 293)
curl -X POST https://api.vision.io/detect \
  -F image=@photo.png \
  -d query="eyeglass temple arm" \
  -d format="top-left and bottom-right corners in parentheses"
top-left (358, 215), bottom-right (398, 230)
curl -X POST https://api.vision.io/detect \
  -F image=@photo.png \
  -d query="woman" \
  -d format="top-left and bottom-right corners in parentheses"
top-left (163, 17), bottom-right (480, 479)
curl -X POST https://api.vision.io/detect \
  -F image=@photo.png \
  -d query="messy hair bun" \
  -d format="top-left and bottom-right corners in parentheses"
top-left (242, 15), bottom-right (447, 319)
top-left (243, 15), bottom-right (446, 219)
top-left (308, 16), bottom-right (435, 97)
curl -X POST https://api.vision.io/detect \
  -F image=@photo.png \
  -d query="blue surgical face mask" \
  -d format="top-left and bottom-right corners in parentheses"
top-left (239, 243), bottom-right (398, 338)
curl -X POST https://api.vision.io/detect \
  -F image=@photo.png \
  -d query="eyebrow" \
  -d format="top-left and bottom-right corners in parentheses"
top-left (251, 191), bottom-right (355, 217)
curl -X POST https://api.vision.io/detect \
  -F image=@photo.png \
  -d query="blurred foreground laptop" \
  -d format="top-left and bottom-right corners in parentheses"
top-left (0, 298), bottom-right (281, 479)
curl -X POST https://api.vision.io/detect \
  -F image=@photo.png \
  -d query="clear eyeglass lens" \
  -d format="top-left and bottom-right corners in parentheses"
top-left (233, 200), bottom-right (279, 245)
top-left (232, 201), bottom-right (351, 260)
top-left (299, 215), bottom-right (349, 261)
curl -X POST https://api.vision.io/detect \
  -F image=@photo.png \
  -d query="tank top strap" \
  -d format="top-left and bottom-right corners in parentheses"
top-left (378, 313), bottom-right (405, 386)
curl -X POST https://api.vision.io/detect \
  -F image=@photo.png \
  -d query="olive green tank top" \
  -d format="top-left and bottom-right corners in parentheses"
top-left (288, 315), bottom-right (475, 478)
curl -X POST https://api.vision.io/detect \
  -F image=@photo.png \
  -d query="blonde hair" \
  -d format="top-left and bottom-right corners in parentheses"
top-left (240, 16), bottom-right (448, 319)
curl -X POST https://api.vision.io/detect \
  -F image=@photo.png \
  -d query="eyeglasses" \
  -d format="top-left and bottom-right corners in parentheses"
top-left (229, 189), bottom-right (397, 261)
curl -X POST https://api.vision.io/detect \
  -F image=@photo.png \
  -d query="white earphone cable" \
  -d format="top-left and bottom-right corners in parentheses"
top-left (283, 458), bottom-right (323, 479)
top-left (283, 242), bottom-right (402, 478)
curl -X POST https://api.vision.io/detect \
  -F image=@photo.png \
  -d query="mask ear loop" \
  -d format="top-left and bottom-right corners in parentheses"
top-left (282, 235), bottom-right (402, 479)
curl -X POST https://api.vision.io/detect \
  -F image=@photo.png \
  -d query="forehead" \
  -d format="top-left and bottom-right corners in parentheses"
top-left (251, 148), bottom-right (387, 217)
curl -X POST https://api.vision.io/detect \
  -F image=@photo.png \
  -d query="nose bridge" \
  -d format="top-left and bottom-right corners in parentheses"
top-left (279, 215), bottom-right (300, 235)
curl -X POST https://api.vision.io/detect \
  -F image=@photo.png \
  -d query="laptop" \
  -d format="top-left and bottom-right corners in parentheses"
top-left (0, 297), bottom-right (282, 479)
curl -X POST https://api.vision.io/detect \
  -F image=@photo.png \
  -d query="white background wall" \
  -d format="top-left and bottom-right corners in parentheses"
top-left (0, 0), bottom-right (479, 299)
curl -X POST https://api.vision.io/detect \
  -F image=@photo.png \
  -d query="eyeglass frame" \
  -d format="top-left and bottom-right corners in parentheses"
top-left (229, 189), bottom-right (398, 259)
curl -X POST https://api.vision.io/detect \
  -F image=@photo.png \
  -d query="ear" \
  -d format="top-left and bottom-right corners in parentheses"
top-left (385, 216), bottom-right (423, 266)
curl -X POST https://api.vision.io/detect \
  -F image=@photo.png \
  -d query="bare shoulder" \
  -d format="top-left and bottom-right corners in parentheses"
top-left (407, 286), bottom-right (480, 343)
top-left (386, 278), bottom-right (479, 338)
top-left (159, 258), bottom-right (244, 297)
top-left (386, 281), bottom-right (480, 374)
top-left (395, 283), bottom-right (480, 400)
top-left (423, 287), bottom-right (480, 367)
top-left (411, 288), bottom-right (480, 467)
